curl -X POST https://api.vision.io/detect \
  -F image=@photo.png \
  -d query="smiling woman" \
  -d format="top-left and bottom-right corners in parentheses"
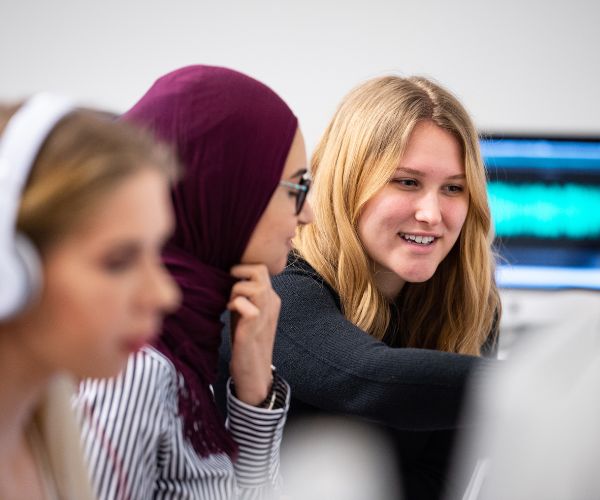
top-left (0, 94), bottom-right (180, 500)
top-left (358, 121), bottom-right (470, 299)
top-left (245, 75), bottom-right (502, 500)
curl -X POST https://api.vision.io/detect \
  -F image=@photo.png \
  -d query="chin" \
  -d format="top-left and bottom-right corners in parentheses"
top-left (268, 254), bottom-right (289, 276)
top-left (270, 262), bottom-right (286, 276)
top-left (408, 276), bottom-right (434, 284)
top-left (398, 269), bottom-right (437, 284)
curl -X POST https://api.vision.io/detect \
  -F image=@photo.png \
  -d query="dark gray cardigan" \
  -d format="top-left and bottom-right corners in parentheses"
top-left (217, 256), bottom-right (498, 500)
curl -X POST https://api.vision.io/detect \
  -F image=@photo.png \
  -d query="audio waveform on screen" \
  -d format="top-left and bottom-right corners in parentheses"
top-left (481, 140), bottom-right (600, 171)
top-left (488, 182), bottom-right (600, 239)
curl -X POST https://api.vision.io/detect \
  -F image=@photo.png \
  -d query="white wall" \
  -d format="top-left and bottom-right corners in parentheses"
top-left (2, 0), bottom-right (599, 342)
top-left (2, 0), bottom-right (600, 151)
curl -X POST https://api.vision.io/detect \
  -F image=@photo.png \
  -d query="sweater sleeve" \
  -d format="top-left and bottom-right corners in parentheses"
top-left (270, 267), bottom-right (497, 431)
top-left (225, 376), bottom-right (290, 498)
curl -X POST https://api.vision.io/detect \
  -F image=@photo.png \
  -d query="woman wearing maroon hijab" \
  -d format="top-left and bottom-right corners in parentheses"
top-left (75, 65), bottom-right (313, 500)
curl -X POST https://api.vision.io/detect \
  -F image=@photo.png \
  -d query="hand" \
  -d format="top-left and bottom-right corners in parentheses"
top-left (227, 264), bottom-right (280, 406)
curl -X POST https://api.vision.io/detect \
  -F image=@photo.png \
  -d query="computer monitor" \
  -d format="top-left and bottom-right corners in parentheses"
top-left (481, 135), bottom-right (600, 290)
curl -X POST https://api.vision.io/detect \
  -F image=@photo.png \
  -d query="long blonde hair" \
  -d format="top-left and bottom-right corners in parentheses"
top-left (295, 76), bottom-right (500, 355)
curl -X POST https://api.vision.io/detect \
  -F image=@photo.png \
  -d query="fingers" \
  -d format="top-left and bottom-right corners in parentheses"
top-left (230, 280), bottom-right (262, 300)
top-left (228, 262), bottom-right (280, 349)
top-left (227, 295), bottom-right (260, 318)
top-left (228, 266), bottom-right (279, 406)
top-left (230, 263), bottom-right (270, 282)
top-left (230, 263), bottom-right (279, 311)
top-left (229, 283), bottom-right (280, 319)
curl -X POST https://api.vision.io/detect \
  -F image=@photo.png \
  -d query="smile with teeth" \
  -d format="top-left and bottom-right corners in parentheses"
top-left (399, 233), bottom-right (436, 245)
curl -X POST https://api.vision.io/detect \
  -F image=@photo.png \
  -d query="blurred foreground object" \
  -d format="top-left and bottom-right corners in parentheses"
top-left (282, 417), bottom-right (402, 500)
top-left (454, 297), bottom-right (600, 500)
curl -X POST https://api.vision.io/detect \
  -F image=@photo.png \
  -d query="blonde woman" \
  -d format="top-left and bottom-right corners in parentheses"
top-left (220, 75), bottom-right (500, 500)
top-left (0, 95), bottom-right (180, 499)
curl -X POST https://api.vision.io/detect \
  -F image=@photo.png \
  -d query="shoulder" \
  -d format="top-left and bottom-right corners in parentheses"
top-left (283, 253), bottom-right (328, 284)
top-left (136, 345), bottom-right (180, 380)
top-left (272, 256), bottom-right (372, 351)
top-left (77, 347), bottom-right (180, 410)
top-left (274, 254), bottom-right (340, 307)
top-left (112, 346), bottom-right (178, 388)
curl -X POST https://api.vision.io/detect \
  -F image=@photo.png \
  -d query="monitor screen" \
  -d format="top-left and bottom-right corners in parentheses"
top-left (480, 136), bottom-right (600, 290)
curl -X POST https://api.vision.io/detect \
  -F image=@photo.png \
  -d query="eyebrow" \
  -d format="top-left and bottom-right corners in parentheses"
top-left (102, 241), bottom-right (141, 259)
top-left (289, 168), bottom-right (308, 179)
top-left (395, 167), bottom-right (465, 180)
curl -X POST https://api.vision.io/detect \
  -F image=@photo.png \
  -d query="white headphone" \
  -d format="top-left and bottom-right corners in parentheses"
top-left (0, 93), bottom-right (75, 320)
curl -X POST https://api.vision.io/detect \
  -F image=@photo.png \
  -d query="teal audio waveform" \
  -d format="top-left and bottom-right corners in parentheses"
top-left (488, 182), bottom-right (600, 239)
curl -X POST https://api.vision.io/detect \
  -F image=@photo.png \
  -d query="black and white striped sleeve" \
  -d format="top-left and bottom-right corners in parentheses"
top-left (75, 347), bottom-right (291, 500)
top-left (226, 375), bottom-right (290, 498)
top-left (74, 350), bottom-right (175, 500)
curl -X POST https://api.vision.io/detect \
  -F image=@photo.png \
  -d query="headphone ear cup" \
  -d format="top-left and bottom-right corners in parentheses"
top-left (14, 232), bottom-right (43, 303)
top-left (0, 93), bottom-right (73, 321)
top-left (0, 233), bottom-right (42, 321)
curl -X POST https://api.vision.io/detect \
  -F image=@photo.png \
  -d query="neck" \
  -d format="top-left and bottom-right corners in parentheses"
top-left (372, 264), bottom-right (405, 301)
top-left (0, 325), bottom-right (52, 452)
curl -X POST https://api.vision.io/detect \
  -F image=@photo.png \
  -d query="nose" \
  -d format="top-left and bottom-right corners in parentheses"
top-left (298, 197), bottom-right (315, 225)
top-left (141, 260), bottom-right (181, 315)
top-left (414, 191), bottom-right (442, 226)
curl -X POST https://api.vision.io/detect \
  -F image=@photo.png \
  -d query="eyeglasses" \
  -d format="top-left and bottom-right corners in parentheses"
top-left (279, 171), bottom-right (312, 215)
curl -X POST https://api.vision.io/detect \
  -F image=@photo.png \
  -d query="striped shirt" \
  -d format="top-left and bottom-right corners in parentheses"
top-left (74, 347), bottom-right (289, 500)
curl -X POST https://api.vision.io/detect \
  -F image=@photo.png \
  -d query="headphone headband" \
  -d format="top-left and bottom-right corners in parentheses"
top-left (0, 93), bottom-right (75, 319)
top-left (0, 93), bottom-right (75, 198)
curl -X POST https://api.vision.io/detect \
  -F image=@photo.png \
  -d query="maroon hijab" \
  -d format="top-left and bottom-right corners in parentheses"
top-left (123, 65), bottom-right (297, 458)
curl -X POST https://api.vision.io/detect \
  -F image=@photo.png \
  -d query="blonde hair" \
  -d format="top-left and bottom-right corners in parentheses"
top-left (295, 76), bottom-right (500, 355)
top-left (0, 103), bottom-right (178, 253)
top-left (34, 375), bottom-right (97, 500)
